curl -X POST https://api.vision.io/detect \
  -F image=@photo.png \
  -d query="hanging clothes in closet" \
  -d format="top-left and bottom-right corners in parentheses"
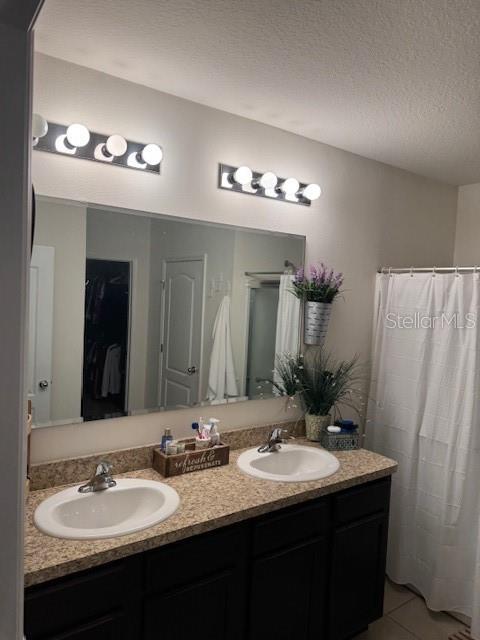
top-left (82, 259), bottom-right (130, 421)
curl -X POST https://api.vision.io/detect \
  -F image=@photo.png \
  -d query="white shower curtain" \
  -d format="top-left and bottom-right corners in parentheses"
top-left (273, 275), bottom-right (300, 390)
top-left (367, 272), bottom-right (480, 638)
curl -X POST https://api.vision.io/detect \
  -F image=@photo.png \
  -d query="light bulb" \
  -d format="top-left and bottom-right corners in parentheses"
top-left (32, 113), bottom-right (48, 140)
top-left (104, 134), bottom-right (128, 157)
top-left (302, 183), bottom-right (322, 201)
top-left (280, 177), bottom-right (300, 195)
top-left (127, 152), bottom-right (146, 169)
top-left (140, 143), bottom-right (163, 166)
top-left (66, 123), bottom-right (90, 148)
top-left (259, 171), bottom-right (278, 189)
top-left (233, 166), bottom-right (253, 186)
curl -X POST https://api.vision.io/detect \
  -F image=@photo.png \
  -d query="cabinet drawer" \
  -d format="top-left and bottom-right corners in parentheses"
top-left (48, 613), bottom-right (125, 640)
top-left (333, 477), bottom-right (391, 526)
top-left (146, 524), bottom-right (247, 593)
top-left (252, 498), bottom-right (329, 556)
top-left (24, 557), bottom-right (141, 639)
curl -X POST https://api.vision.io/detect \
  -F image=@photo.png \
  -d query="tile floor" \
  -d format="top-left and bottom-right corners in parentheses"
top-left (353, 578), bottom-right (470, 639)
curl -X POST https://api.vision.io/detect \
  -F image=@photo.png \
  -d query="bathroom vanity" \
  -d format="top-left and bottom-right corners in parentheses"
top-left (24, 443), bottom-right (395, 640)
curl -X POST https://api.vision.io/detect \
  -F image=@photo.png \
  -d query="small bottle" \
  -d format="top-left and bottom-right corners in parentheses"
top-left (161, 427), bottom-right (173, 451)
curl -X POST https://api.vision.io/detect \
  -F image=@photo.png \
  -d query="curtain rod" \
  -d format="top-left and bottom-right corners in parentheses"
top-left (378, 266), bottom-right (480, 274)
top-left (245, 271), bottom-right (284, 276)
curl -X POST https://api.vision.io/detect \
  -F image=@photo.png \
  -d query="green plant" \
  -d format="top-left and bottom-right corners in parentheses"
top-left (271, 353), bottom-right (303, 396)
top-left (270, 349), bottom-right (363, 418)
top-left (298, 349), bottom-right (362, 417)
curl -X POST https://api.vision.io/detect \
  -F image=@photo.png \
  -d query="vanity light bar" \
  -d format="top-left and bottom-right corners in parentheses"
top-left (33, 119), bottom-right (163, 175)
top-left (218, 163), bottom-right (321, 206)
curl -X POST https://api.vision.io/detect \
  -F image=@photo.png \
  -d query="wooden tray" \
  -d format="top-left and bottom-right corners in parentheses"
top-left (153, 439), bottom-right (230, 477)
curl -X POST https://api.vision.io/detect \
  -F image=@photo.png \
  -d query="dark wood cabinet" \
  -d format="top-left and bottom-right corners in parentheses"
top-left (144, 570), bottom-right (240, 640)
top-left (328, 479), bottom-right (391, 640)
top-left (249, 537), bottom-right (327, 640)
top-left (47, 614), bottom-right (127, 640)
top-left (25, 476), bottom-right (391, 640)
top-left (249, 498), bottom-right (329, 640)
top-left (144, 526), bottom-right (247, 640)
top-left (24, 556), bottom-right (142, 640)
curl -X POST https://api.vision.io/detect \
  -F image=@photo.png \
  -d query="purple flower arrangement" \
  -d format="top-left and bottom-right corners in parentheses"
top-left (291, 263), bottom-right (344, 303)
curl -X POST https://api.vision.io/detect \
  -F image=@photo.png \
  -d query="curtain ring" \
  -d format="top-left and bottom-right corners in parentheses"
top-left (410, 266), bottom-right (414, 277)
top-left (388, 267), bottom-right (392, 278)
top-left (455, 266), bottom-right (459, 278)
top-left (432, 266), bottom-right (436, 278)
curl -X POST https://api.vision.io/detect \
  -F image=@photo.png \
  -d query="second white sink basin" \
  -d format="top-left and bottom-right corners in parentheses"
top-left (34, 478), bottom-right (180, 540)
top-left (237, 443), bottom-right (340, 482)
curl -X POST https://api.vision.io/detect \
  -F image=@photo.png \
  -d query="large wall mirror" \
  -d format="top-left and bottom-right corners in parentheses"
top-left (29, 197), bottom-right (305, 427)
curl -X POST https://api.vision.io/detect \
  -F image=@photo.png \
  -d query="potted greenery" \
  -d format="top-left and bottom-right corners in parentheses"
top-left (274, 349), bottom-right (362, 441)
top-left (292, 264), bottom-right (343, 345)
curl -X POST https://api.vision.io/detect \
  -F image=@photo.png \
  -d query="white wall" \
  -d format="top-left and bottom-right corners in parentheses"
top-left (31, 53), bottom-right (458, 462)
top-left (35, 198), bottom-right (86, 424)
top-left (454, 183), bottom-right (480, 264)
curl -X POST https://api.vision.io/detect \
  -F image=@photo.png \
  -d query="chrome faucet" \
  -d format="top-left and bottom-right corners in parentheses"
top-left (258, 427), bottom-right (294, 453)
top-left (78, 461), bottom-right (117, 493)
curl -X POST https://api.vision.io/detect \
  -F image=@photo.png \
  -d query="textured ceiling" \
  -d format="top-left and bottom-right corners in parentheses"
top-left (35, 0), bottom-right (480, 185)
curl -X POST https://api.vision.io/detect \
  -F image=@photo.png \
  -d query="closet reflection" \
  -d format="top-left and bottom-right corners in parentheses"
top-left (83, 259), bottom-right (130, 421)
top-left (29, 197), bottom-right (305, 427)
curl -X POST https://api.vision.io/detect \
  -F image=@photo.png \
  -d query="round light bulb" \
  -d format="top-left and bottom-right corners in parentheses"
top-left (141, 143), bottom-right (163, 166)
top-left (303, 183), bottom-right (322, 201)
top-left (233, 166), bottom-right (253, 186)
top-left (66, 123), bottom-right (90, 148)
top-left (32, 113), bottom-right (48, 139)
top-left (104, 134), bottom-right (127, 157)
top-left (280, 177), bottom-right (300, 195)
top-left (259, 171), bottom-right (278, 189)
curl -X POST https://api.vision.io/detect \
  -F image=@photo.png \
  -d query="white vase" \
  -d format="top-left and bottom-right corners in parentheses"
top-left (305, 413), bottom-right (331, 441)
top-left (303, 301), bottom-right (332, 345)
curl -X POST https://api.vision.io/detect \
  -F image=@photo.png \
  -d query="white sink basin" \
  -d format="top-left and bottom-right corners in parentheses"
top-left (237, 443), bottom-right (340, 482)
top-left (34, 478), bottom-right (180, 540)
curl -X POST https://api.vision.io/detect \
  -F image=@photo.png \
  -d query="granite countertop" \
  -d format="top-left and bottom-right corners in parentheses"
top-left (25, 442), bottom-right (397, 587)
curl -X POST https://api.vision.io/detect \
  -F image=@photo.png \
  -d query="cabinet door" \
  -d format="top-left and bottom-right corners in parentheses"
top-left (144, 568), bottom-right (242, 640)
top-left (249, 537), bottom-right (327, 640)
top-left (328, 513), bottom-right (388, 640)
top-left (144, 525), bottom-right (247, 640)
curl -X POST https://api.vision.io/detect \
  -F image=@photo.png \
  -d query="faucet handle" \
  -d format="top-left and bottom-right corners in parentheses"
top-left (270, 427), bottom-right (293, 442)
top-left (95, 460), bottom-right (113, 476)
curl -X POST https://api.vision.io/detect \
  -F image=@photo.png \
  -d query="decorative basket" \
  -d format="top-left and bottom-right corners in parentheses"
top-left (153, 439), bottom-right (230, 477)
top-left (320, 430), bottom-right (360, 451)
top-left (305, 413), bottom-right (331, 441)
top-left (303, 301), bottom-right (332, 345)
